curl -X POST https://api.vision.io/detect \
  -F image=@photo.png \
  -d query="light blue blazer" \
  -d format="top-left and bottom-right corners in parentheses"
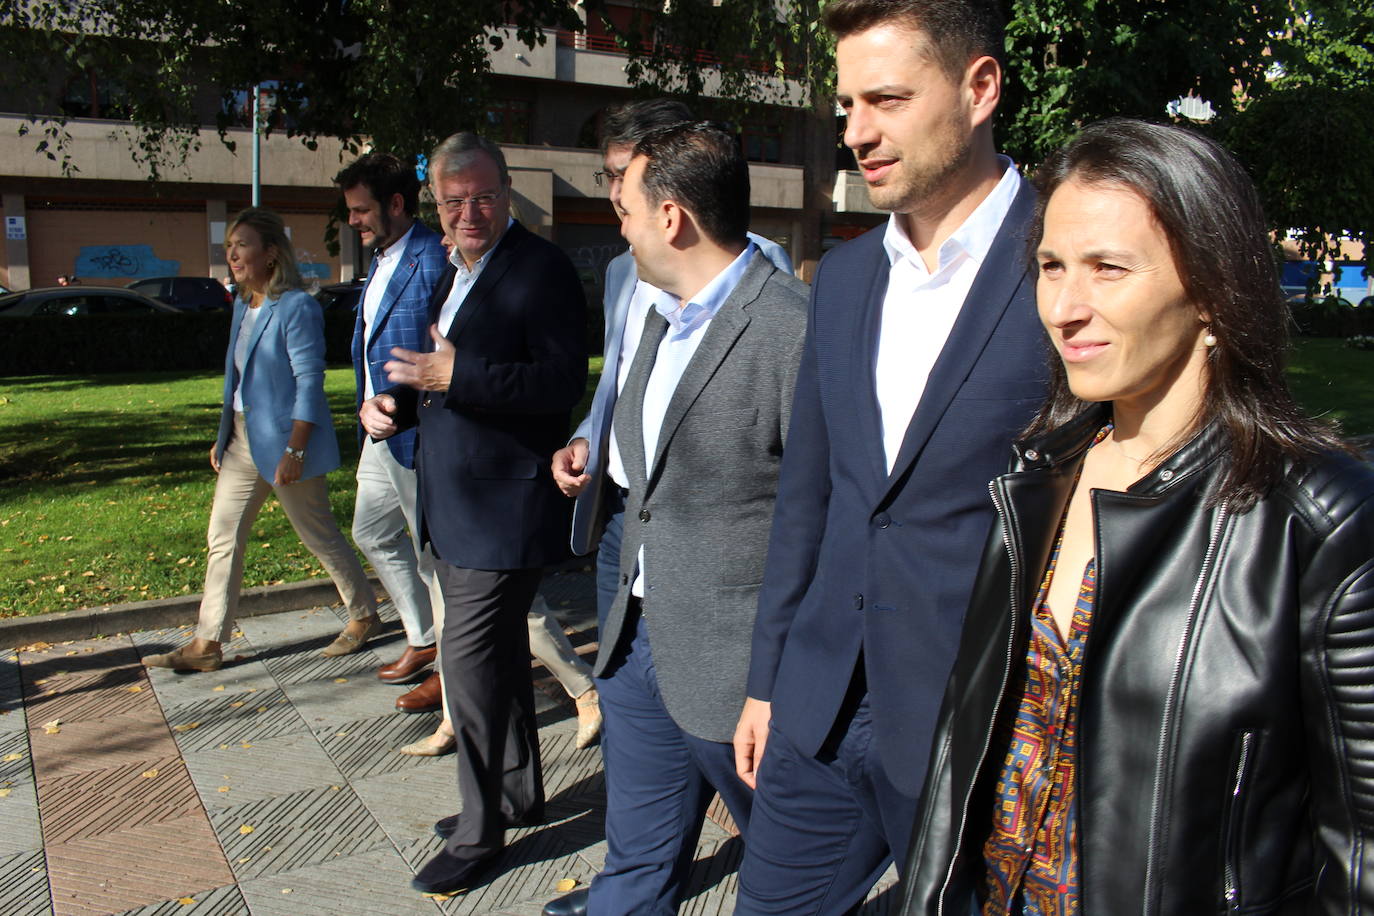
top-left (568, 232), bottom-right (793, 554)
top-left (215, 288), bottom-right (341, 483)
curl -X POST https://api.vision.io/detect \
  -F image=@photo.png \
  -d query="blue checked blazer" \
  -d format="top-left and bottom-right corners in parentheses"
top-left (351, 221), bottom-right (449, 469)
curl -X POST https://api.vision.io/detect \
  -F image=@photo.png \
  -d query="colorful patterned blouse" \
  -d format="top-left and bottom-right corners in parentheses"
top-left (980, 541), bottom-right (1098, 915)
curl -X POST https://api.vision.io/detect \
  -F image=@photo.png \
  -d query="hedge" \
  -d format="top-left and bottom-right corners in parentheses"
top-left (0, 310), bottom-right (357, 376)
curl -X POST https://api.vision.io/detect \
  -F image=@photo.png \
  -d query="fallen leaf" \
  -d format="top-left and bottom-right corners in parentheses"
top-left (219, 744), bottom-right (230, 750)
top-left (334, 732), bottom-right (348, 738)
top-left (281, 888), bottom-right (292, 894)
top-left (218, 786), bottom-right (231, 793)
top-left (0, 788), bottom-right (12, 798)
top-left (173, 722), bottom-right (200, 732)
top-left (2, 753), bottom-right (22, 762)
top-left (42, 719), bottom-right (61, 735)
top-left (255, 706), bottom-right (267, 713)
top-left (333, 678), bottom-right (348, 684)
top-left (141, 769), bottom-right (158, 779)
top-left (177, 897), bottom-right (195, 905)
top-left (237, 857), bottom-right (251, 863)
top-left (126, 685), bottom-right (143, 693)
top-left (239, 824), bottom-right (254, 835)
top-left (556, 878), bottom-right (578, 893)
top-left (229, 701), bottom-right (245, 708)
top-left (422, 891), bottom-right (460, 900)
top-left (240, 743), bottom-right (253, 749)
top-left (212, 685), bottom-right (225, 692)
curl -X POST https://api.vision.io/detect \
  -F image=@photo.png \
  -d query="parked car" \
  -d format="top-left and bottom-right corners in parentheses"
top-left (314, 280), bottom-right (365, 314)
top-left (127, 276), bottom-right (233, 311)
top-left (0, 286), bottom-right (183, 316)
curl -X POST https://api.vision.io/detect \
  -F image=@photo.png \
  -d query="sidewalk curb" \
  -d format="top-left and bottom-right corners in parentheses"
top-left (0, 576), bottom-right (382, 650)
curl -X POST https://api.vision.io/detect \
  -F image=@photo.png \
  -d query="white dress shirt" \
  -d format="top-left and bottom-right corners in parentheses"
top-left (873, 158), bottom-right (1021, 472)
top-left (605, 279), bottom-right (656, 491)
top-left (436, 218), bottom-right (514, 337)
top-left (628, 242), bottom-right (757, 597)
top-left (232, 303), bottom-right (263, 412)
top-left (360, 224), bottom-right (415, 400)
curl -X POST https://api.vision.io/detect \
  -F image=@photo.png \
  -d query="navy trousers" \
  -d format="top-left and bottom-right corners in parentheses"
top-left (589, 611), bottom-right (752, 915)
top-left (733, 694), bottom-right (917, 915)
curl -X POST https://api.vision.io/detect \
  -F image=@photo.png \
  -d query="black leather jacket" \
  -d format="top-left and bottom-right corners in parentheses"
top-left (901, 406), bottom-right (1374, 915)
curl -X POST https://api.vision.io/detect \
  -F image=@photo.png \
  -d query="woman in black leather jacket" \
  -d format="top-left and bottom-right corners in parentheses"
top-left (901, 119), bottom-right (1374, 915)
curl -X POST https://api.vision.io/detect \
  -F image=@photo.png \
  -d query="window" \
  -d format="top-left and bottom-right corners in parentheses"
top-left (484, 98), bottom-right (532, 145)
top-left (741, 123), bottom-right (783, 163)
top-left (61, 70), bottom-right (130, 120)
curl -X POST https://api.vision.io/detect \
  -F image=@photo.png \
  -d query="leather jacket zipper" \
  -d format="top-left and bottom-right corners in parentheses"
top-left (1222, 730), bottom-right (1255, 910)
top-left (1142, 503), bottom-right (1230, 914)
top-left (937, 480), bottom-right (1022, 915)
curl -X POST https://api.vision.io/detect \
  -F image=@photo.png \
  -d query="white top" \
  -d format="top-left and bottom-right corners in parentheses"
top-left (361, 224), bottom-right (415, 400)
top-left (232, 303), bottom-right (264, 412)
top-left (873, 157), bottom-right (1021, 472)
top-left (630, 242), bottom-right (756, 598)
top-left (436, 218), bottom-right (514, 337)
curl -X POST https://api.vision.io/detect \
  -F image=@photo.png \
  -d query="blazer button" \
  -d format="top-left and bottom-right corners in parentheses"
top-left (873, 512), bottom-right (891, 529)
top-left (621, 574), bottom-right (629, 585)
top-left (853, 593), bottom-right (864, 610)
top-left (422, 395), bottom-right (432, 408)
top-left (639, 509), bottom-right (651, 522)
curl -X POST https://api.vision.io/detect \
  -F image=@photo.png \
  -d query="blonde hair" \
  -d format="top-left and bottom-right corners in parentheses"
top-left (226, 207), bottom-right (303, 298)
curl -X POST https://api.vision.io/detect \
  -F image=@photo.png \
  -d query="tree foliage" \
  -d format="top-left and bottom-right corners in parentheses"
top-left (0, 0), bottom-right (580, 178)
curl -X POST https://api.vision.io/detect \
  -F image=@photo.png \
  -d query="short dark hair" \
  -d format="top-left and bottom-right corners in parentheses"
top-left (821, 0), bottom-right (1005, 78)
top-left (334, 153), bottom-right (421, 217)
top-left (429, 132), bottom-right (510, 186)
top-left (633, 121), bottom-right (750, 248)
top-left (1026, 118), bottom-right (1349, 509)
top-left (600, 99), bottom-right (694, 154)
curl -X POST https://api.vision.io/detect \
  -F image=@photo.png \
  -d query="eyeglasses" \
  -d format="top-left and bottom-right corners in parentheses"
top-left (436, 189), bottom-right (504, 215)
top-left (593, 169), bottom-right (625, 188)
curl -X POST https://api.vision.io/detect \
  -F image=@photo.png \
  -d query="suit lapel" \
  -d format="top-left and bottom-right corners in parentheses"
top-left (242, 294), bottom-right (276, 367)
top-left (880, 177), bottom-right (1036, 499)
top-left (441, 222), bottom-right (527, 344)
top-left (366, 232), bottom-right (423, 347)
top-left (644, 254), bottom-right (768, 484)
top-left (846, 234), bottom-right (894, 491)
top-left (614, 307), bottom-right (668, 493)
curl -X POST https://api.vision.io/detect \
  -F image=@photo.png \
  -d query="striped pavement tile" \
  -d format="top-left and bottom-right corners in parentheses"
top-left (45, 814), bottom-right (234, 916)
top-left (235, 845), bottom-right (442, 916)
top-left (161, 689), bottom-right (311, 753)
top-left (112, 884), bottom-right (248, 916)
top-left (0, 777), bottom-right (44, 857)
top-left (0, 848), bottom-right (52, 916)
top-left (36, 755), bottom-right (202, 846)
top-left (314, 712), bottom-right (452, 781)
top-left (24, 702), bottom-right (180, 782)
top-left (349, 763), bottom-right (461, 844)
top-left (207, 783), bottom-right (391, 880)
top-left (255, 645), bottom-right (387, 688)
top-left (181, 731), bottom-right (345, 810)
top-left (23, 666), bottom-right (147, 726)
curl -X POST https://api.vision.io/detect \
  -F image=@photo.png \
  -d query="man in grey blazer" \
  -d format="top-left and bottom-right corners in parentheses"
top-left (553, 100), bottom-right (791, 627)
top-left (543, 123), bottom-right (807, 916)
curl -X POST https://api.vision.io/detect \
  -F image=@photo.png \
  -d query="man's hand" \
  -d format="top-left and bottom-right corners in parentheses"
top-left (360, 394), bottom-right (400, 440)
top-left (733, 697), bottom-right (772, 789)
top-left (208, 443), bottom-right (221, 473)
top-left (385, 325), bottom-right (456, 392)
top-left (552, 438), bottom-right (591, 497)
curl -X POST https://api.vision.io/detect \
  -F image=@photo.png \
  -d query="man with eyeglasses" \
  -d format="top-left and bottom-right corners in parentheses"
top-left (360, 132), bottom-right (587, 895)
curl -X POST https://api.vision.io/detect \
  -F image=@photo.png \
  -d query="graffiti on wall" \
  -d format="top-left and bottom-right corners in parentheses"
top-left (74, 245), bottom-right (179, 279)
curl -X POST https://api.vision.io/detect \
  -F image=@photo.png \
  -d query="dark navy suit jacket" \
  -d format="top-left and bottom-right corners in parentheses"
top-left (351, 222), bottom-right (449, 469)
top-left (385, 222), bottom-right (587, 571)
top-left (746, 177), bottom-right (1049, 797)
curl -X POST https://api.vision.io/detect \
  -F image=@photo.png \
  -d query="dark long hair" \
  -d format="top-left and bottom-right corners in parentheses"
top-left (1024, 118), bottom-right (1349, 510)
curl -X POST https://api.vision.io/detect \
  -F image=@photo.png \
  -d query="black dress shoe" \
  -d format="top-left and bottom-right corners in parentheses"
top-left (433, 809), bottom-right (545, 839)
top-left (542, 887), bottom-right (588, 916)
top-left (410, 845), bottom-right (500, 895)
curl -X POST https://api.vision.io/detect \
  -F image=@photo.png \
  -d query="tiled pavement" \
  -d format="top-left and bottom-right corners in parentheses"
top-left (0, 566), bottom-right (899, 916)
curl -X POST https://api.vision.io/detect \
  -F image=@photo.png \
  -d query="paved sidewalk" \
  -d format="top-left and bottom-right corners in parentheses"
top-left (0, 567), bottom-right (899, 916)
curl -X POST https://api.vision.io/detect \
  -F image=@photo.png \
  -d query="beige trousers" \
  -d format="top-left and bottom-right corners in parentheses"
top-left (197, 413), bottom-right (376, 643)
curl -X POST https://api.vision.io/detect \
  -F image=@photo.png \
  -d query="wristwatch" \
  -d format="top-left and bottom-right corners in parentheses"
top-left (284, 446), bottom-right (306, 462)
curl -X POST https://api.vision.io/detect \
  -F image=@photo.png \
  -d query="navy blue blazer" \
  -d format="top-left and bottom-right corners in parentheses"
top-left (746, 177), bottom-right (1049, 797)
top-left (351, 222), bottom-right (449, 469)
top-left (385, 221), bottom-right (587, 571)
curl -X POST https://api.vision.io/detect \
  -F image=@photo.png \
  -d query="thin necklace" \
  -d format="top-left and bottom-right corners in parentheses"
top-left (1110, 435), bottom-right (1152, 465)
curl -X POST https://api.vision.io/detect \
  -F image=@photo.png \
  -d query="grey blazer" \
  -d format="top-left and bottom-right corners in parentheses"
top-left (596, 251), bottom-right (809, 742)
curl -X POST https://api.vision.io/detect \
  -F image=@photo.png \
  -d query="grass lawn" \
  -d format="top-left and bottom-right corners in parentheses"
top-left (0, 359), bottom-right (603, 618)
top-left (1, 341), bottom-right (1368, 618)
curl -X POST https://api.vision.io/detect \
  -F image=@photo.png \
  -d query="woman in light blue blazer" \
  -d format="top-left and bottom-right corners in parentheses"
top-left (145, 208), bottom-right (377, 672)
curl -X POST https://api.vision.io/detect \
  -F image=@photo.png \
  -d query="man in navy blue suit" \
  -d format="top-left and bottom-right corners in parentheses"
top-left (732, 1), bottom-right (1049, 911)
top-left (360, 132), bottom-right (587, 894)
top-left (337, 153), bottom-right (449, 701)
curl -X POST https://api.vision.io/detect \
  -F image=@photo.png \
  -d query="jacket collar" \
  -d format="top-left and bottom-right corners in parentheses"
top-left (1013, 402), bottom-right (1229, 496)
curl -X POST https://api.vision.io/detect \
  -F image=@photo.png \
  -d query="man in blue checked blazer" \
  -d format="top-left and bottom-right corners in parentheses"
top-left (337, 153), bottom-right (449, 692)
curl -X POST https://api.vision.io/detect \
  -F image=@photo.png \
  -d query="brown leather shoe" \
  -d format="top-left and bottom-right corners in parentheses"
top-left (395, 672), bottom-right (443, 714)
top-left (377, 644), bottom-right (437, 684)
